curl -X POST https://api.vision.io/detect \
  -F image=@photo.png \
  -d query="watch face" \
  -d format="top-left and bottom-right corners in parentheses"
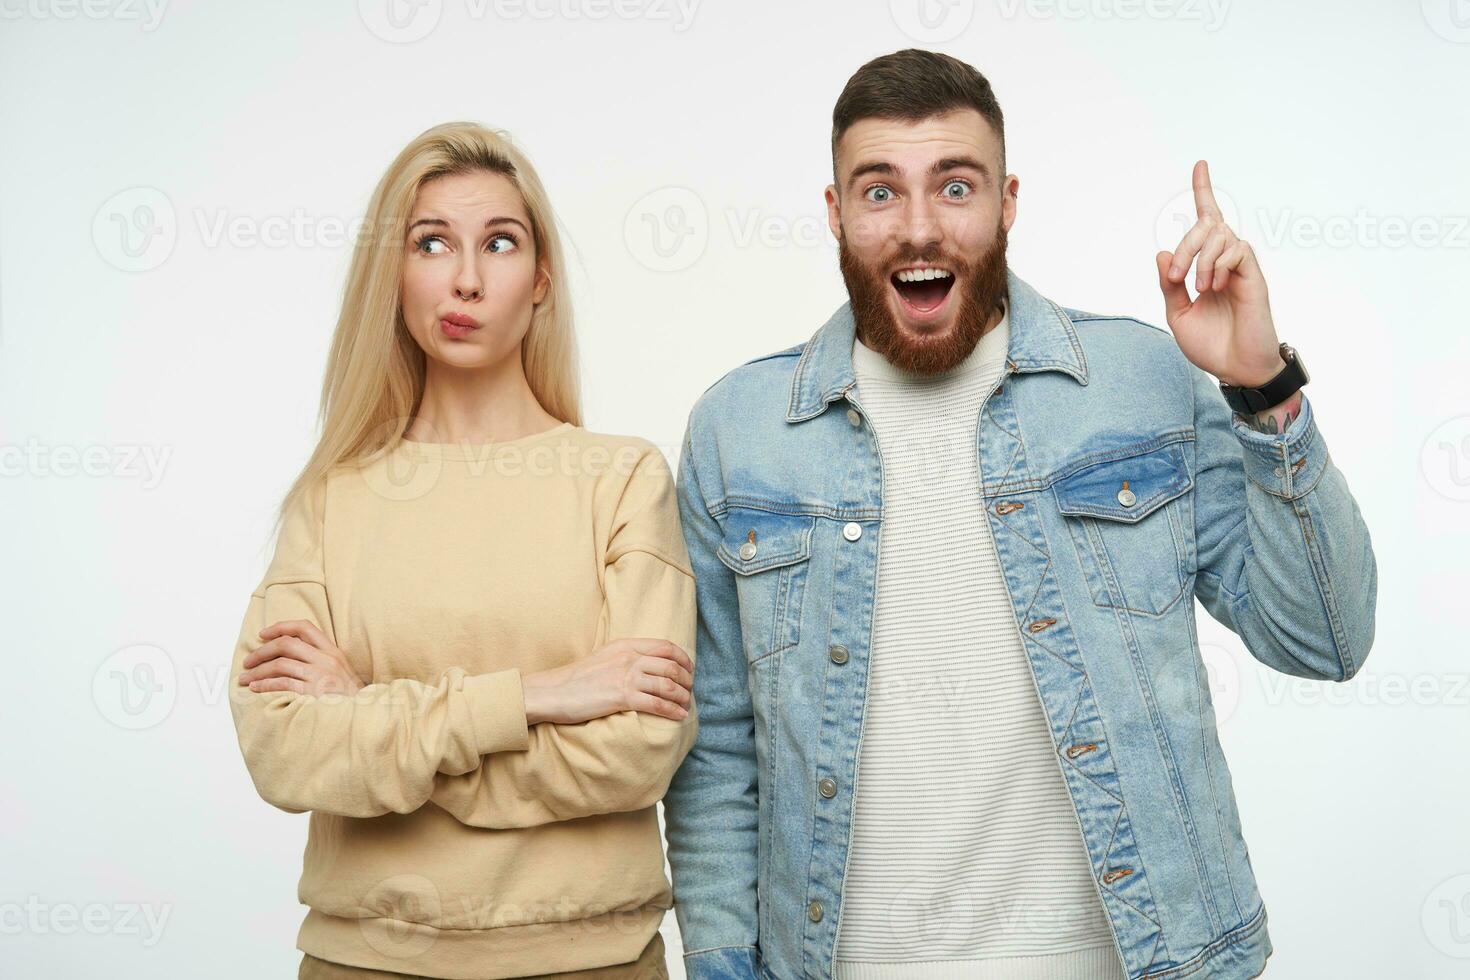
top-left (1283, 345), bottom-right (1307, 382)
top-left (1287, 346), bottom-right (1311, 382)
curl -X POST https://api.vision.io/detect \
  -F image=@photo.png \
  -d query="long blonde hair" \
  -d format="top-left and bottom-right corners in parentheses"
top-left (277, 121), bottom-right (581, 527)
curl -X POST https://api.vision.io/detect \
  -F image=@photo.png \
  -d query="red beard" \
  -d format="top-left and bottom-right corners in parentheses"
top-left (838, 221), bottom-right (1009, 376)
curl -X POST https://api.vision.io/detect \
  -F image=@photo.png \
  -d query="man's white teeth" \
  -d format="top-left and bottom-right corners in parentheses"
top-left (894, 268), bottom-right (953, 283)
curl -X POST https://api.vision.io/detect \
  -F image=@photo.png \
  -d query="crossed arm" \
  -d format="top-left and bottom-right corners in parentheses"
top-left (228, 449), bottom-right (699, 828)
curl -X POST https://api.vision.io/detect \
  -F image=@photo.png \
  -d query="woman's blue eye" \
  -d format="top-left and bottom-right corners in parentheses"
top-left (864, 186), bottom-right (893, 204)
top-left (942, 180), bottom-right (970, 200)
top-left (487, 233), bottom-right (518, 254)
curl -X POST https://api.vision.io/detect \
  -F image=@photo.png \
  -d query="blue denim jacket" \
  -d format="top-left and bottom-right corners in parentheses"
top-left (664, 268), bottom-right (1377, 980)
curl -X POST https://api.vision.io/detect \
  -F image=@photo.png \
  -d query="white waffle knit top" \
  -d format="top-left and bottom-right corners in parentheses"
top-left (833, 301), bottom-right (1126, 980)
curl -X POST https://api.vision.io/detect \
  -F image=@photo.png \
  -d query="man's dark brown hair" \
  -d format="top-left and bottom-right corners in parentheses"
top-left (831, 48), bottom-right (1006, 179)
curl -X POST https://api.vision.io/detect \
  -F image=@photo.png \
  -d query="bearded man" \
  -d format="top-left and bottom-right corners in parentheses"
top-left (664, 48), bottom-right (1376, 980)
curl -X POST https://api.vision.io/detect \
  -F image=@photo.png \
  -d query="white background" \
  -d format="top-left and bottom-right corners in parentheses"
top-left (2, 1), bottom-right (1467, 977)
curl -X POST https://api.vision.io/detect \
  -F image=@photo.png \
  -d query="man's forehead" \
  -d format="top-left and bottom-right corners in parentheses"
top-left (836, 109), bottom-right (998, 176)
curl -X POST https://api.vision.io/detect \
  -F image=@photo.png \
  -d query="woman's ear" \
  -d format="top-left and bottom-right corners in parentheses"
top-left (532, 262), bottom-right (551, 306)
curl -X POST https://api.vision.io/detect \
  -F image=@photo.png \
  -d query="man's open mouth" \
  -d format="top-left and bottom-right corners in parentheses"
top-left (889, 265), bottom-right (955, 317)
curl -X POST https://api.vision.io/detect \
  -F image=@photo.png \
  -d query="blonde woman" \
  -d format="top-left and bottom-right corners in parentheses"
top-left (227, 122), bottom-right (695, 980)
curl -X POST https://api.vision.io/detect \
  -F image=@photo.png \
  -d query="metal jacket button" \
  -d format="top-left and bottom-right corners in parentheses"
top-left (738, 529), bottom-right (757, 560)
top-left (829, 644), bottom-right (849, 664)
top-left (1116, 480), bottom-right (1137, 508)
top-left (808, 901), bottom-right (823, 922)
top-left (818, 777), bottom-right (837, 798)
top-left (846, 408), bottom-right (862, 427)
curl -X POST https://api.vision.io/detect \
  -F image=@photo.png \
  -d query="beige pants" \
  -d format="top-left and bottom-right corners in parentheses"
top-left (298, 930), bottom-right (669, 980)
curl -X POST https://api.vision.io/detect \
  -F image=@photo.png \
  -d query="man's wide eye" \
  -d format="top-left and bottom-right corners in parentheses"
top-left (864, 186), bottom-right (893, 204)
top-left (942, 180), bottom-right (970, 200)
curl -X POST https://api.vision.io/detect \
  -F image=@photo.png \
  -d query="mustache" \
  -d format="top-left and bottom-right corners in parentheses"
top-left (866, 245), bottom-right (974, 276)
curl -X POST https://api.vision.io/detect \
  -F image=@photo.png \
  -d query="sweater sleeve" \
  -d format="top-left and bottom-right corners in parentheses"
top-left (426, 441), bottom-right (699, 829)
top-left (227, 476), bottom-right (531, 818)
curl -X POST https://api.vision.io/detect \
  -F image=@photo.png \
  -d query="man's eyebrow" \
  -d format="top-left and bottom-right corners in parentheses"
top-left (930, 156), bottom-right (991, 182)
top-left (844, 156), bottom-right (992, 193)
top-left (845, 160), bottom-right (896, 193)
top-left (405, 216), bottom-right (531, 235)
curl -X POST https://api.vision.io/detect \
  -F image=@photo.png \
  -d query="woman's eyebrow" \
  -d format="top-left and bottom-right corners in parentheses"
top-left (406, 216), bottom-right (531, 234)
top-left (484, 216), bottom-right (531, 234)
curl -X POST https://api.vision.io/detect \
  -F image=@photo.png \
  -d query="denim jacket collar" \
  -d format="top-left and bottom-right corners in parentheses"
top-left (785, 266), bottom-right (1090, 423)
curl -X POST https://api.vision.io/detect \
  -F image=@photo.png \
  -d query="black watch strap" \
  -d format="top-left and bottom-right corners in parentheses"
top-left (1219, 343), bottom-right (1310, 414)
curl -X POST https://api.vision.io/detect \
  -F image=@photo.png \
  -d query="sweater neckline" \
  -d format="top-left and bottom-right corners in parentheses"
top-left (394, 420), bottom-right (577, 460)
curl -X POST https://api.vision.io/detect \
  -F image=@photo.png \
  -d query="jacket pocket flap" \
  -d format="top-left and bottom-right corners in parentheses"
top-left (717, 508), bottom-right (816, 574)
top-left (1053, 442), bottom-right (1193, 523)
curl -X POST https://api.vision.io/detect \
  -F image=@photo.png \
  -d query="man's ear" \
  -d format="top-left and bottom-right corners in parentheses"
top-left (1001, 173), bottom-right (1020, 234)
top-left (825, 184), bottom-right (842, 243)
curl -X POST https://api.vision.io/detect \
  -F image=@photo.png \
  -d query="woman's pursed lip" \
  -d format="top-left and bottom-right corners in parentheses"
top-left (440, 312), bottom-right (480, 328)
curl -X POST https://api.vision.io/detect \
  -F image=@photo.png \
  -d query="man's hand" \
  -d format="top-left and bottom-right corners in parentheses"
top-left (1156, 160), bottom-right (1301, 431)
top-left (238, 619), bottom-right (366, 697)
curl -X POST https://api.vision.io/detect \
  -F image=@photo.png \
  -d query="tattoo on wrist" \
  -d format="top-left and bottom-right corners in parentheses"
top-left (1239, 405), bottom-right (1297, 434)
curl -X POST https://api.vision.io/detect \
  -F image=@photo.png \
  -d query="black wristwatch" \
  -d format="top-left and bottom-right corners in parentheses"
top-left (1218, 342), bottom-right (1309, 414)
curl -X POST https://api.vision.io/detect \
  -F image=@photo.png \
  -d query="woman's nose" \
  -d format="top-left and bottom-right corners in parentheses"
top-left (453, 266), bottom-right (483, 301)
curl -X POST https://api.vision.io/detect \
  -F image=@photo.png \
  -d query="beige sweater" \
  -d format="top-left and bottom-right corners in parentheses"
top-left (227, 422), bottom-right (697, 979)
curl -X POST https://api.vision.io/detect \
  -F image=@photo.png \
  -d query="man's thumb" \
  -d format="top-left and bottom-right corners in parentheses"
top-left (1156, 250), bottom-right (1191, 321)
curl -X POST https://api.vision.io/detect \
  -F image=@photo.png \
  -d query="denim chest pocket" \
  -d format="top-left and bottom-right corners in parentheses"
top-left (716, 506), bottom-right (815, 664)
top-left (1052, 441), bottom-right (1195, 616)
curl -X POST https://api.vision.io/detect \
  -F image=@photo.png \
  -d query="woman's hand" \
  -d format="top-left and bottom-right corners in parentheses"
top-left (237, 619), bottom-right (366, 697)
top-left (522, 637), bottom-right (693, 726)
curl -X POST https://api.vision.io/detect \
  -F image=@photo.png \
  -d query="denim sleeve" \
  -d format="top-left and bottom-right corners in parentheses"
top-left (1191, 366), bottom-right (1377, 681)
top-left (663, 420), bottom-right (763, 980)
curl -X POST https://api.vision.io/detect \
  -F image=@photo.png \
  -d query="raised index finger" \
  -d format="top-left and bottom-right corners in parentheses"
top-left (1192, 159), bottom-right (1221, 220)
